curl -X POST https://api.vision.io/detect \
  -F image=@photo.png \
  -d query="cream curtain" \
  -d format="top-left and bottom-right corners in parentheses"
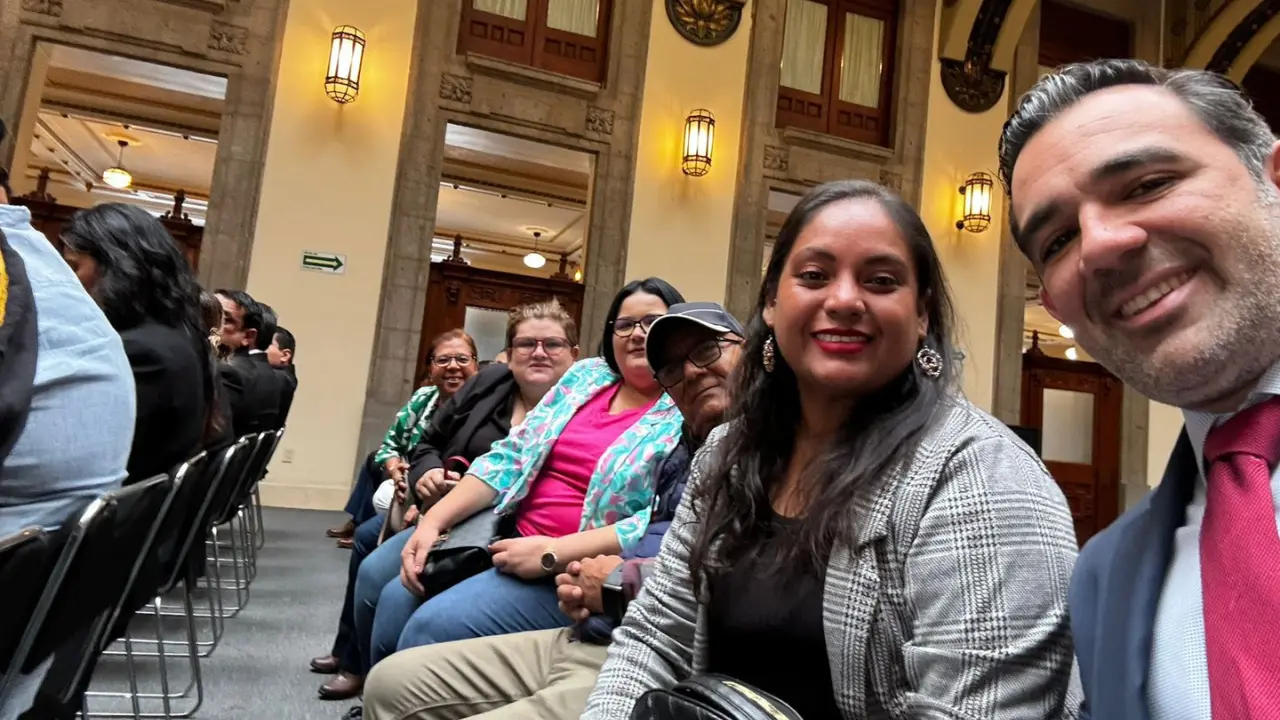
top-left (780, 0), bottom-right (827, 94)
top-left (547, 0), bottom-right (599, 36)
top-left (473, 0), bottom-right (527, 21)
top-left (837, 13), bottom-right (884, 107)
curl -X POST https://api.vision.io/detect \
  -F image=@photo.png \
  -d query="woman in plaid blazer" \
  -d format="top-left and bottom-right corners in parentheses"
top-left (583, 181), bottom-right (1080, 719)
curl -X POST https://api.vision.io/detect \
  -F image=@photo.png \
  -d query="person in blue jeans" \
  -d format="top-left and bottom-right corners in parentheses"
top-left (318, 301), bottom-right (578, 701)
top-left (353, 279), bottom-right (686, 689)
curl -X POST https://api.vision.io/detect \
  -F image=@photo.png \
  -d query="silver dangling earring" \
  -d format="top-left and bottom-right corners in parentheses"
top-left (762, 334), bottom-right (777, 373)
top-left (916, 346), bottom-right (943, 379)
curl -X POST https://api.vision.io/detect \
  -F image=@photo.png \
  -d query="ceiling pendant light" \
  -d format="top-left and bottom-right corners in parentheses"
top-left (523, 230), bottom-right (547, 269)
top-left (102, 140), bottom-right (133, 190)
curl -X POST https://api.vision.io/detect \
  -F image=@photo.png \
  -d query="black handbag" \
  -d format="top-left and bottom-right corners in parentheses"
top-left (417, 505), bottom-right (514, 597)
top-left (630, 674), bottom-right (804, 720)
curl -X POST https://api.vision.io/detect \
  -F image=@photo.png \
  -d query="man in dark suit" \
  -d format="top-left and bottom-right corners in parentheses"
top-left (214, 289), bottom-right (281, 436)
top-left (1000, 59), bottom-right (1280, 719)
top-left (268, 326), bottom-right (297, 428)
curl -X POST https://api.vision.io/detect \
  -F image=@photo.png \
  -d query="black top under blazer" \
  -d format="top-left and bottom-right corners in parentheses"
top-left (119, 320), bottom-right (208, 480)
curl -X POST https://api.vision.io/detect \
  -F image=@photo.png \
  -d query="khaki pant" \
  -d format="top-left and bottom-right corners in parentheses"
top-left (362, 628), bottom-right (610, 720)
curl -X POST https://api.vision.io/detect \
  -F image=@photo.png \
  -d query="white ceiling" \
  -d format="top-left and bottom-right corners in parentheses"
top-left (445, 124), bottom-right (592, 175)
top-left (47, 45), bottom-right (227, 100)
top-left (30, 110), bottom-right (218, 196)
top-left (435, 183), bottom-right (585, 255)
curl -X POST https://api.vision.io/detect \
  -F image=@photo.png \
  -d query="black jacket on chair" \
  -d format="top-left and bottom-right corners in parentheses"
top-left (406, 363), bottom-right (518, 509)
top-left (120, 321), bottom-right (208, 480)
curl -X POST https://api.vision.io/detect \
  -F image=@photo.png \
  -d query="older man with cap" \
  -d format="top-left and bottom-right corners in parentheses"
top-left (359, 301), bottom-right (744, 720)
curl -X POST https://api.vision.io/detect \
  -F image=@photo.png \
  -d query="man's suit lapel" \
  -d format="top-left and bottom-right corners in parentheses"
top-left (1096, 431), bottom-right (1197, 720)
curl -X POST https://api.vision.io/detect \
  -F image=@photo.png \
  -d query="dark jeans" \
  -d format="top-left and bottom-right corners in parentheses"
top-left (343, 452), bottom-right (382, 525)
top-left (332, 514), bottom-right (385, 674)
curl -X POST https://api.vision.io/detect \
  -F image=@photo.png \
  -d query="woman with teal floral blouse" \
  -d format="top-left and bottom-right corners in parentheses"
top-left (325, 329), bottom-right (478, 544)
top-left (361, 278), bottom-right (688, 674)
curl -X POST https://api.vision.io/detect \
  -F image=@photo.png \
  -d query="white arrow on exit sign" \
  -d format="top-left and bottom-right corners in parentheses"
top-left (301, 250), bottom-right (346, 274)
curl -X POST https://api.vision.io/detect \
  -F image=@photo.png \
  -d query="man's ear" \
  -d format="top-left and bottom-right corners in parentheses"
top-left (243, 328), bottom-right (258, 349)
top-left (282, 348), bottom-right (293, 364)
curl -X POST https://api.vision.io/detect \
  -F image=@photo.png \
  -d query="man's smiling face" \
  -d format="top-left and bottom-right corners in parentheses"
top-left (1011, 84), bottom-right (1280, 411)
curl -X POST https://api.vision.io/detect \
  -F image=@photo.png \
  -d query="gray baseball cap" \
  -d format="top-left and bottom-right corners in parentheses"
top-left (645, 302), bottom-right (746, 372)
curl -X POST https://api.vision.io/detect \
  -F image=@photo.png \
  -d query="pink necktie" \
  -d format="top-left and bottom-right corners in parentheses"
top-left (1201, 396), bottom-right (1280, 718)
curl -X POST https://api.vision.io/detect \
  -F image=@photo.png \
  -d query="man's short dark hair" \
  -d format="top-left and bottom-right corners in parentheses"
top-left (273, 326), bottom-right (296, 359)
top-left (256, 302), bottom-right (278, 352)
top-left (999, 60), bottom-right (1276, 244)
top-left (215, 288), bottom-right (265, 343)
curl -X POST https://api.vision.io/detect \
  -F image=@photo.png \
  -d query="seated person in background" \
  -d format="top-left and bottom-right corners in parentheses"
top-left (213, 289), bottom-right (279, 436)
top-left (0, 200), bottom-right (134, 720)
top-left (326, 330), bottom-right (478, 545)
top-left (199, 290), bottom-right (235, 450)
top-left (583, 182), bottom-right (1078, 719)
top-left (269, 326), bottom-right (298, 425)
top-left (361, 278), bottom-right (686, 673)
top-left (361, 301), bottom-right (743, 720)
top-left (319, 304), bottom-right (577, 701)
top-left (252, 302), bottom-right (286, 431)
top-left (60, 203), bottom-right (220, 480)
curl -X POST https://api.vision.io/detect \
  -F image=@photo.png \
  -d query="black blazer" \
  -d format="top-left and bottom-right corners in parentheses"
top-left (120, 321), bottom-right (208, 480)
top-left (219, 350), bottom-right (282, 437)
top-left (275, 366), bottom-right (297, 428)
top-left (406, 363), bottom-right (517, 508)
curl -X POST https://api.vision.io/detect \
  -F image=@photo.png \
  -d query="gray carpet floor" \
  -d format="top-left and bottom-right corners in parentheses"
top-left (87, 507), bottom-right (363, 720)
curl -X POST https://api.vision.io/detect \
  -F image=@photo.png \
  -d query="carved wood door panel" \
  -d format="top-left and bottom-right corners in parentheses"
top-left (416, 261), bottom-right (585, 386)
top-left (1020, 353), bottom-right (1123, 547)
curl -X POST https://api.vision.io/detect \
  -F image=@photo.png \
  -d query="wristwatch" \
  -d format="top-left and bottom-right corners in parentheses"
top-left (539, 546), bottom-right (558, 575)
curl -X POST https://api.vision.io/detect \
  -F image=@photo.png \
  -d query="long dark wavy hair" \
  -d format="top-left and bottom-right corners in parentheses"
top-left (688, 180), bottom-right (959, 595)
top-left (61, 203), bottom-right (224, 444)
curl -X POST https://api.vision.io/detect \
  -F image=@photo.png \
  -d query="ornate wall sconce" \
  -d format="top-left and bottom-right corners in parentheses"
top-left (681, 109), bottom-right (715, 177)
top-left (956, 171), bottom-right (993, 233)
top-left (326, 25), bottom-right (366, 104)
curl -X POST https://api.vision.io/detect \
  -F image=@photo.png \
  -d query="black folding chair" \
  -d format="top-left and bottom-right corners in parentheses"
top-left (4, 475), bottom-right (174, 718)
top-left (88, 437), bottom-right (249, 719)
top-left (0, 526), bottom-right (56, 674)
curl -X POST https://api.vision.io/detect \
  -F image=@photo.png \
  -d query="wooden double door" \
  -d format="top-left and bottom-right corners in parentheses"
top-left (1020, 351), bottom-right (1123, 547)
top-left (415, 260), bottom-right (584, 386)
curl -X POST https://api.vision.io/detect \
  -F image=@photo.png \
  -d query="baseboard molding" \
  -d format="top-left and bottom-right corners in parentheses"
top-left (258, 482), bottom-right (350, 511)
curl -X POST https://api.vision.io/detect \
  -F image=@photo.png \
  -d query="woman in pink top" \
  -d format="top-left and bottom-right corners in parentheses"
top-left (366, 279), bottom-right (689, 666)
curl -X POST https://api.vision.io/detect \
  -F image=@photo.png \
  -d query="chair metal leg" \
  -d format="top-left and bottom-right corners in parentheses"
top-left (252, 486), bottom-right (265, 550)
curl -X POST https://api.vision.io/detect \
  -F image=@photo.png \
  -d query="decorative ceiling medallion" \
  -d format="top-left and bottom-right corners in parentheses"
top-left (665, 0), bottom-right (747, 47)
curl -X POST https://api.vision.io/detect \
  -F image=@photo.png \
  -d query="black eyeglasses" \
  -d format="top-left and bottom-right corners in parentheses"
top-left (432, 354), bottom-right (475, 368)
top-left (611, 314), bottom-right (663, 337)
top-left (655, 337), bottom-right (741, 389)
top-left (511, 336), bottom-right (571, 356)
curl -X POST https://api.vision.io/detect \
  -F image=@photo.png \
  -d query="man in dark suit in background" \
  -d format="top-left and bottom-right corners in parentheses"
top-left (214, 289), bottom-right (281, 436)
top-left (268, 326), bottom-right (297, 428)
top-left (1000, 59), bottom-right (1280, 719)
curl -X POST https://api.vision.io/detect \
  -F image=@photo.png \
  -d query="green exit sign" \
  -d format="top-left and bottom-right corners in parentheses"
top-left (301, 250), bottom-right (346, 275)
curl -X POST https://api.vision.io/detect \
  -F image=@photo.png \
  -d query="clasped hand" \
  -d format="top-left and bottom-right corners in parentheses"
top-left (399, 530), bottom-right (553, 597)
top-left (555, 555), bottom-right (624, 622)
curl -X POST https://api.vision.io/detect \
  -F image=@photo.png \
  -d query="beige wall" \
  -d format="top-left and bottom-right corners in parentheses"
top-left (10, 44), bottom-right (49, 197)
top-left (917, 16), bottom-right (1008, 411)
top-left (624, 0), bottom-right (752, 305)
top-left (249, 0), bottom-right (419, 510)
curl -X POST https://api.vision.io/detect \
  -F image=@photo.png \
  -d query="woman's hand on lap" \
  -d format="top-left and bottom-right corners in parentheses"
top-left (399, 523), bottom-right (440, 596)
top-left (490, 536), bottom-right (552, 580)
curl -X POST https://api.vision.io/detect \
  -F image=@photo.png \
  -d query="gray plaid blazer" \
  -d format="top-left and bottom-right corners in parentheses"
top-left (582, 396), bottom-right (1081, 719)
